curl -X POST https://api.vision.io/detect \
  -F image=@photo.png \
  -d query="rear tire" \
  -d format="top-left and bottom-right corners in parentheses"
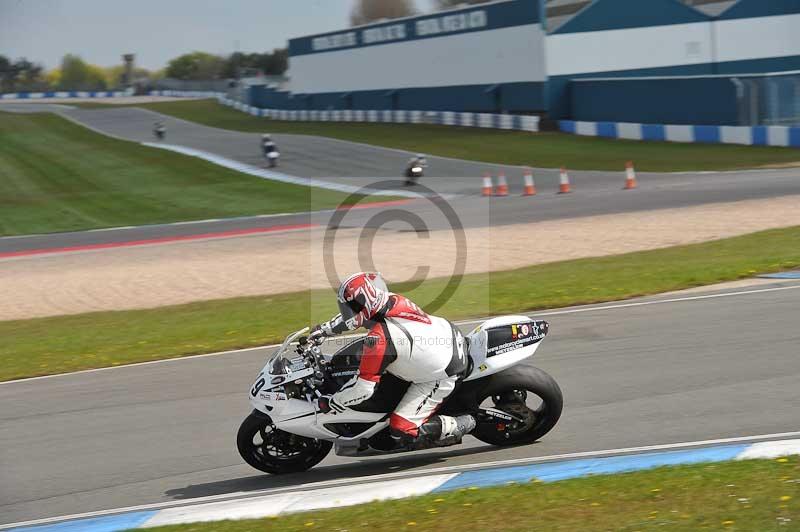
top-left (472, 366), bottom-right (563, 446)
top-left (237, 411), bottom-right (332, 474)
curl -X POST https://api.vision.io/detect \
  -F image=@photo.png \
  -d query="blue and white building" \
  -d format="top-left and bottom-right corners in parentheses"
top-left (249, 0), bottom-right (799, 127)
top-left (254, 0), bottom-right (548, 114)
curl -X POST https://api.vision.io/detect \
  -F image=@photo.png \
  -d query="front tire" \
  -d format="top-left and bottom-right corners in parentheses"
top-left (237, 411), bottom-right (332, 474)
top-left (472, 366), bottom-right (563, 446)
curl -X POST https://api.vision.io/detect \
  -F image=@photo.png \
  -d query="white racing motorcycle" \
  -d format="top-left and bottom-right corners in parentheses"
top-left (265, 151), bottom-right (280, 168)
top-left (237, 315), bottom-right (563, 474)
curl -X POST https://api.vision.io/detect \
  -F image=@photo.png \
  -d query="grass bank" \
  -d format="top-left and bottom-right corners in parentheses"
top-left (146, 456), bottom-right (800, 532)
top-left (2, 226), bottom-right (799, 381)
top-left (110, 99), bottom-right (800, 172)
top-left (0, 111), bottom-right (368, 236)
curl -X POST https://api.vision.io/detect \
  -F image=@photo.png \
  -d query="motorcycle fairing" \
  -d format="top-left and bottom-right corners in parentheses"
top-left (464, 315), bottom-right (548, 382)
top-left (249, 336), bottom-right (402, 441)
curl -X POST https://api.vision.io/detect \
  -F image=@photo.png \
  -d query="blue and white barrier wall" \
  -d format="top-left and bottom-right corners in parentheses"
top-left (147, 90), bottom-right (223, 99)
top-left (148, 90), bottom-right (540, 132)
top-left (560, 120), bottom-right (800, 147)
top-left (0, 90), bottom-right (132, 100)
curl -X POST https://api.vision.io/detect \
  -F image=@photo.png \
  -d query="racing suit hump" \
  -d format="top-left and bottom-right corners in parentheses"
top-left (382, 296), bottom-right (467, 383)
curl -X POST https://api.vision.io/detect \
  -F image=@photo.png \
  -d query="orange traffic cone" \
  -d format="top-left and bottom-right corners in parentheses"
top-left (523, 169), bottom-right (537, 196)
top-left (495, 172), bottom-right (509, 196)
top-left (482, 173), bottom-right (494, 196)
top-left (624, 160), bottom-right (637, 190)
top-left (558, 167), bottom-right (571, 194)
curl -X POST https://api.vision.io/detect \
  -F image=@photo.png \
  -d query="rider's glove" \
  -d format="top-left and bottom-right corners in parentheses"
top-left (309, 324), bottom-right (328, 344)
top-left (317, 395), bottom-right (344, 415)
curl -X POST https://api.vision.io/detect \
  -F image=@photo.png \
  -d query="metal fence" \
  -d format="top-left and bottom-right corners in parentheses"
top-left (735, 72), bottom-right (800, 126)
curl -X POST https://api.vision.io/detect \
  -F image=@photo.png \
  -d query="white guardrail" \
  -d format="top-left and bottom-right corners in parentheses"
top-left (148, 90), bottom-right (540, 132)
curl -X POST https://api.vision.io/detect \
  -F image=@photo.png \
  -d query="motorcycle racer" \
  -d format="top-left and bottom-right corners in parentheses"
top-left (407, 153), bottom-right (427, 169)
top-left (404, 153), bottom-right (427, 186)
top-left (310, 272), bottom-right (476, 446)
top-left (262, 134), bottom-right (278, 156)
top-left (153, 121), bottom-right (166, 140)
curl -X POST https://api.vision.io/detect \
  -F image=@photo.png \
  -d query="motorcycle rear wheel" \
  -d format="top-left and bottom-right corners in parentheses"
top-left (472, 366), bottom-right (563, 446)
top-left (237, 410), bottom-right (332, 474)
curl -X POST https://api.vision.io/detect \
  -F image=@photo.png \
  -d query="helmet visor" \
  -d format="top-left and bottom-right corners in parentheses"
top-left (339, 293), bottom-right (366, 322)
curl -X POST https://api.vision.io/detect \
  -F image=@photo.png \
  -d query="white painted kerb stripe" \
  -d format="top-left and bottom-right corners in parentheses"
top-left (141, 474), bottom-right (455, 528)
top-left (736, 439), bottom-right (800, 460)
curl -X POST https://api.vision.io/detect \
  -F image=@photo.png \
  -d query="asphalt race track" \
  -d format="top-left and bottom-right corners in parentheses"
top-left (2, 281), bottom-right (799, 524)
top-left (1, 103), bottom-right (799, 525)
top-left (1, 104), bottom-right (800, 255)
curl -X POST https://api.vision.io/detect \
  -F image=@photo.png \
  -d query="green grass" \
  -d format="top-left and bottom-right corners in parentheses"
top-left (0, 111), bottom-right (373, 236)
top-left (111, 99), bottom-right (800, 172)
top-left (143, 457), bottom-right (800, 532)
top-left (2, 225), bottom-right (799, 382)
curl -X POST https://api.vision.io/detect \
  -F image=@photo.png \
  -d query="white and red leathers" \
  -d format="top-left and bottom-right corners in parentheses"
top-left (321, 293), bottom-right (468, 440)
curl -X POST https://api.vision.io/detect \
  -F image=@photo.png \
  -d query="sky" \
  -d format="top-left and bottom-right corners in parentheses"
top-left (0, 0), bottom-right (439, 71)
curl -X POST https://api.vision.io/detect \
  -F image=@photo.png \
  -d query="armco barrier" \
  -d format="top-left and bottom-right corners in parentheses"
top-left (560, 120), bottom-right (800, 147)
top-left (147, 90), bottom-right (540, 132)
top-left (0, 90), bottom-right (133, 100)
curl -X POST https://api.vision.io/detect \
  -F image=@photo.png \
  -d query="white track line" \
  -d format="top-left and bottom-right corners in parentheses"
top-left (496, 284), bottom-right (800, 320)
top-left (2, 282), bottom-right (798, 386)
top-left (3, 430), bottom-right (799, 530)
top-left (141, 142), bottom-right (418, 197)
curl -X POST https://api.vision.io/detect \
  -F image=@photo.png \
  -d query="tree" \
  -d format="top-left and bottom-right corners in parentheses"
top-left (45, 68), bottom-right (62, 88)
top-left (350, 0), bottom-right (417, 26)
top-left (165, 51), bottom-right (225, 81)
top-left (103, 65), bottom-right (126, 87)
top-left (266, 49), bottom-right (288, 76)
top-left (59, 54), bottom-right (90, 89)
top-left (0, 55), bottom-right (11, 92)
top-left (220, 49), bottom-right (288, 79)
top-left (434, 0), bottom-right (490, 9)
top-left (85, 64), bottom-right (109, 90)
top-left (53, 55), bottom-right (108, 90)
top-left (19, 60), bottom-right (42, 84)
top-left (0, 55), bottom-right (10, 77)
top-left (0, 56), bottom-right (46, 92)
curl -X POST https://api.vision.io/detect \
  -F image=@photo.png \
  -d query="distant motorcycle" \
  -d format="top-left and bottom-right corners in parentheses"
top-left (405, 164), bottom-right (424, 186)
top-left (262, 135), bottom-right (280, 168)
top-left (265, 150), bottom-right (280, 168)
top-left (405, 155), bottom-right (427, 186)
top-left (237, 316), bottom-right (563, 474)
top-left (153, 123), bottom-right (166, 140)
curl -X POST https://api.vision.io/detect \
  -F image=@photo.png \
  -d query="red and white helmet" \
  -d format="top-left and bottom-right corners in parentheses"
top-left (337, 272), bottom-right (390, 328)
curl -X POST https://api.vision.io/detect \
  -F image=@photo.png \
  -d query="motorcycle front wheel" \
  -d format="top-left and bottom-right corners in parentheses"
top-left (472, 366), bottom-right (563, 446)
top-left (237, 410), bottom-right (332, 474)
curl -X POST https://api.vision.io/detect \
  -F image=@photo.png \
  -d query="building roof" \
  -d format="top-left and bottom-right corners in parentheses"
top-left (544, 0), bottom-right (741, 32)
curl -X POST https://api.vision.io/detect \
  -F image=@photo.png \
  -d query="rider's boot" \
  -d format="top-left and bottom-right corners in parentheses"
top-left (434, 414), bottom-right (476, 444)
top-left (392, 414), bottom-right (476, 449)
